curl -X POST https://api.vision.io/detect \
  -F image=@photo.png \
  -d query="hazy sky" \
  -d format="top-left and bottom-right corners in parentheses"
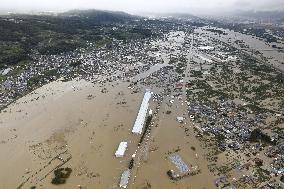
top-left (0, 0), bottom-right (284, 14)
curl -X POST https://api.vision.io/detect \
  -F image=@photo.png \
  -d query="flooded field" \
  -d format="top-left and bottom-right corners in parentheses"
top-left (0, 76), bottom-right (216, 189)
top-left (0, 79), bottom-right (147, 188)
top-left (196, 26), bottom-right (284, 71)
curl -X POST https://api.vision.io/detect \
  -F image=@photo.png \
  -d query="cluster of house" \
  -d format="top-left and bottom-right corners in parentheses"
top-left (188, 100), bottom-right (259, 146)
top-left (0, 33), bottom-right (165, 110)
top-left (187, 98), bottom-right (284, 187)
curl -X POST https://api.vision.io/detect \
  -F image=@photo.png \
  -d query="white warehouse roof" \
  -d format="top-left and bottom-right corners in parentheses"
top-left (132, 90), bottom-right (152, 135)
top-left (115, 142), bottom-right (127, 158)
top-left (119, 169), bottom-right (130, 188)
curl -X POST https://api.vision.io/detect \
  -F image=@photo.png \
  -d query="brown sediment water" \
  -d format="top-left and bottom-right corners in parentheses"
top-left (0, 78), bottom-right (216, 189)
top-left (0, 79), bottom-right (146, 188)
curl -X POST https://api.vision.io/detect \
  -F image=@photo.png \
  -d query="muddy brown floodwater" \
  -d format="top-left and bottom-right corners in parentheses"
top-left (0, 79), bottom-right (148, 189)
top-left (0, 78), bottom-right (217, 189)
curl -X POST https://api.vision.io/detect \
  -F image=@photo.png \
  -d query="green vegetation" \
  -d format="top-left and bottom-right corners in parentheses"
top-left (139, 115), bottom-right (153, 144)
top-left (166, 110), bottom-right (172, 114)
top-left (38, 40), bottom-right (84, 55)
top-left (51, 167), bottom-right (72, 185)
top-left (281, 175), bottom-right (284, 183)
top-left (254, 168), bottom-right (270, 183)
top-left (245, 103), bottom-right (273, 114)
top-left (216, 165), bottom-right (232, 174)
top-left (0, 10), bottom-right (152, 66)
top-left (70, 61), bottom-right (82, 67)
top-left (188, 79), bottom-right (232, 104)
top-left (274, 73), bottom-right (284, 85)
top-left (109, 27), bottom-right (152, 41)
top-left (175, 62), bottom-right (185, 74)
top-left (129, 158), bottom-right (134, 169)
top-left (249, 129), bottom-right (273, 144)
top-left (0, 42), bottom-right (28, 66)
top-left (206, 28), bottom-right (227, 35)
top-left (191, 70), bottom-right (203, 78)
top-left (167, 169), bottom-right (201, 181)
top-left (215, 134), bottom-right (226, 144)
top-left (27, 69), bottom-right (58, 89)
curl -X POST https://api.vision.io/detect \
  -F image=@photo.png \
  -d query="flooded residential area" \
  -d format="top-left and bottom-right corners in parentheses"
top-left (0, 1), bottom-right (284, 189)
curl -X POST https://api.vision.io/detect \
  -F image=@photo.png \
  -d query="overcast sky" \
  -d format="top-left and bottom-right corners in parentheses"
top-left (0, 0), bottom-right (284, 15)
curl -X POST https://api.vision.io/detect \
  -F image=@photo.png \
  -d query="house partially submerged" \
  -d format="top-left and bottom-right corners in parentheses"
top-left (132, 90), bottom-right (152, 134)
top-left (169, 154), bottom-right (190, 174)
top-left (115, 142), bottom-right (128, 158)
top-left (176, 117), bottom-right (185, 123)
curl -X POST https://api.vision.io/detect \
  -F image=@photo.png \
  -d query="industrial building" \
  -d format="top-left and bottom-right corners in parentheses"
top-left (119, 169), bottom-right (130, 188)
top-left (132, 90), bottom-right (152, 134)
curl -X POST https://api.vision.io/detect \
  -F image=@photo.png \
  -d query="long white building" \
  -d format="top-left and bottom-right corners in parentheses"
top-left (132, 90), bottom-right (152, 135)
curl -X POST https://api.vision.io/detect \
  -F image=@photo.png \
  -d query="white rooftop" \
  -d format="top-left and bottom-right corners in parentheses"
top-left (198, 46), bottom-right (214, 51)
top-left (176, 117), bottom-right (185, 123)
top-left (198, 55), bottom-right (213, 63)
top-left (119, 169), bottom-right (130, 188)
top-left (115, 142), bottom-right (127, 158)
top-left (1, 68), bottom-right (12, 76)
top-left (132, 90), bottom-right (152, 135)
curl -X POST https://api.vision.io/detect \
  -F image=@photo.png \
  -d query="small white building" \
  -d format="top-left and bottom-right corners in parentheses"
top-left (198, 55), bottom-right (213, 63)
top-left (176, 117), bottom-right (185, 123)
top-left (198, 46), bottom-right (214, 51)
top-left (149, 109), bottom-right (153, 116)
top-left (115, 142), bottom-right (128, 158)
top-left (1, 68), bottom-right (12, 76)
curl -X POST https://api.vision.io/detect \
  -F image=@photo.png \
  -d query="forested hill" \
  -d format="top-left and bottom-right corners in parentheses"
top-left (0, 9), bottom-right (149, 68)
top-left (60, 9), bottom-right (139, 23)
